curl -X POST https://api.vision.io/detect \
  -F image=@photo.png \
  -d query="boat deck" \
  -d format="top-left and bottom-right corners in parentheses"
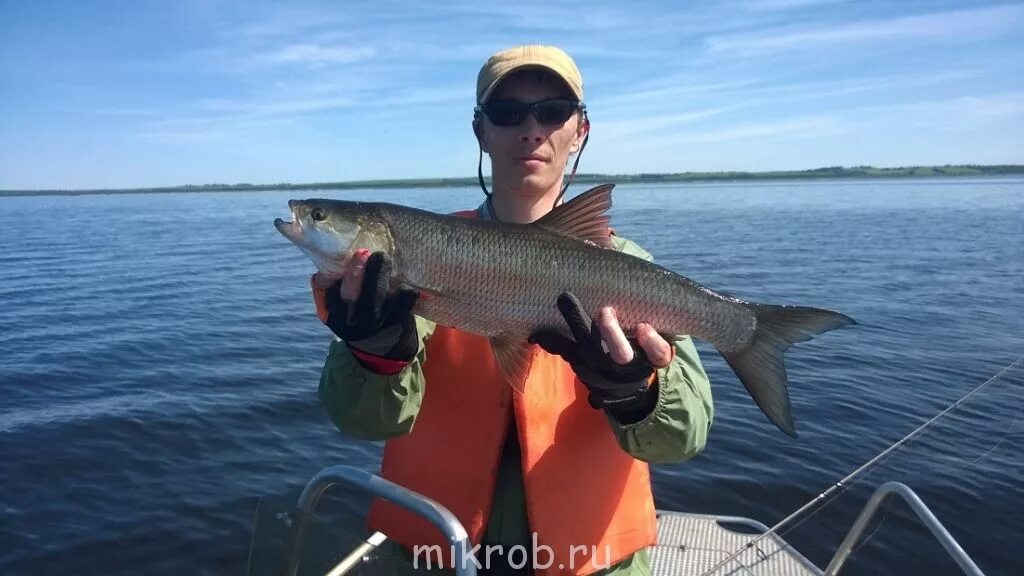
top-left (650, 510), bottom-right (820, 576)
top-left (253, 466), bottom-right (983, 576)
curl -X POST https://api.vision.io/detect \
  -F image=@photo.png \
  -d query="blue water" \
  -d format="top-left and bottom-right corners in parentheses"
top-left (1, 179), bottom-right (1022, 575)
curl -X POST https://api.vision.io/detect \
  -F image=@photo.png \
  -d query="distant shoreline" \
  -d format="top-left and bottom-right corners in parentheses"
top-left (3, 164), bottom-right (1022, 197)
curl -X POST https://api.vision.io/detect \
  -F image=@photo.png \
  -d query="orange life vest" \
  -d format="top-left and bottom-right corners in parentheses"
top-left (364, 209), bottom-right (657, 576)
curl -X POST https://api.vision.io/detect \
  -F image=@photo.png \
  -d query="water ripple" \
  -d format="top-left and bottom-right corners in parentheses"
top-left (1, 181), bottom-right (1022, 576)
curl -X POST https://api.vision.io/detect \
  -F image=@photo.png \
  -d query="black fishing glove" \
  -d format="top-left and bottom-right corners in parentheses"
top-left (323, 252), bottom-right (420, 362)
top-left (529, 292), bottom-right (659, 424)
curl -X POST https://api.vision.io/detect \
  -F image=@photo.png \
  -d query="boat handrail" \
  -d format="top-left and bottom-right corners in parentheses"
top-left (824, 481), bottom-right (984, 575)
top-left (283, 467), bottom-right (983, 576)
top-left (291, 464), bottom-right (477, 576)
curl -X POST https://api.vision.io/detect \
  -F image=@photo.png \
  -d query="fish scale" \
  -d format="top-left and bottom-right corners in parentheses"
top-left (385, 204), bottom-right (755, 349)
top-left (275, 184), bottom-right (856, 437)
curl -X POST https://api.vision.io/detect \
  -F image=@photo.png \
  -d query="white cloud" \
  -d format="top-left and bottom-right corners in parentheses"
top-left (138, 116), bottom-right (293, 145)
top-left (746, 0), bottom-right (850, 11)
top-left (434, 1), bottom-right (634, 31)
top-left (741, 70), bottom-right (980, 106)
top-left (592, 114), bottom-right (846, 159)
top-left (195, 95), bottom-right (357, 116)
top-left (706, 4), bottom-right (1024, 57)
top-left (383, 86), bottom-right (469, 107)
top-left (590, 70), bottom-right (977, 131)
top-left (680, 114), bottom-right (845, 143)
top-left (594, 79), bottom-right (765, 109)
top-left (596, 105), bottom-right (749, 140)
top-left (256, 44), bottom-right (376, 68)
top-left (231, 5), bottom-right (356, 39)
top-left (862, 92), bottom-right (1024, 124)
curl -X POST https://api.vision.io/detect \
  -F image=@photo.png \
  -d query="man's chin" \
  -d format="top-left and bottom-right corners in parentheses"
top-left (508, 173), bottom-right (558, 195)
top-left (491, 165), bottom-right (562, 194)
top-left (509, 180), bottom-right (557, 198)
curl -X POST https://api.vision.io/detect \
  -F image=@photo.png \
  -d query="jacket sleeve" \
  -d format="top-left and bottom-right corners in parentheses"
top-left (318, 312), bottom-right (437, 441)
top-left (603, 237), bottom-right (715, 464)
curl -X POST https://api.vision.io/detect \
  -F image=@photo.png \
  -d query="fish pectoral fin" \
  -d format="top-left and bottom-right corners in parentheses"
top-left (533, 183), bottom-right (614, 248)
top-left (489, 336), bottom-right (534, 395)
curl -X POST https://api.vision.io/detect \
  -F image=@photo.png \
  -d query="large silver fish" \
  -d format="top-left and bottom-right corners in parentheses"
top-left (275, 184), bottom-right (855, 437)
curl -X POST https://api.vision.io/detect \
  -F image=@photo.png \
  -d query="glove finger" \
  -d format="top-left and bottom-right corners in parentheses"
top-left (386, 283), bottom-right (420, 319)
top-left (357, 252), bottom-right (391, 326)
top-left (615, 344), bottom-right (657, 382)
top-left (530, 330), bottom-right (583, 365)
top-left (555, 292), bottom-right (599, 355)
top-left (564, 293), bottom-right (611, 366)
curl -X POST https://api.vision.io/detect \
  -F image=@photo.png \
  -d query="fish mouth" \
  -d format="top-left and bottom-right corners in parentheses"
top-left (273, 205), bottom-right (344, 277)
top-left (274, 200), bottom-right (353, 279)
top-left (274, 206), bottom-right (304, 245)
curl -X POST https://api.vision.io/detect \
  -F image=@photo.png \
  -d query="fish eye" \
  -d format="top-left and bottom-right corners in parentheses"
top-left (311, 208), bottom-right (326, 222)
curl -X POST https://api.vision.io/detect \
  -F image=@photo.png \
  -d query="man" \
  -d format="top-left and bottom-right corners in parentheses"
top-left (310, 45), bottom-right (714, 576)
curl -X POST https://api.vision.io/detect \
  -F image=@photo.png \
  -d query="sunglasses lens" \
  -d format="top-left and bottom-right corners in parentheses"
top-left (485, 102), bottom-right (527, 126)
top-left (482, 99), bottom-right (579, 126)
top-left (535, 101), bottom-right (576, 125)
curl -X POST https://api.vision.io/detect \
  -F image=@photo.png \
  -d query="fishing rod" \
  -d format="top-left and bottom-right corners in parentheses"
top-left (699, 353), bottom-right (1024, 576)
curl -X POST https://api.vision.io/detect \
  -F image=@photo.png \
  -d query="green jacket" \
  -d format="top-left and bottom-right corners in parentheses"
top-left (318, 230), bottom-right (715, 576)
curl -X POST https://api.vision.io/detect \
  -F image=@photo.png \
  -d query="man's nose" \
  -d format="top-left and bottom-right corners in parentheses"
top-left (518, 114), bottom-right (545, 143)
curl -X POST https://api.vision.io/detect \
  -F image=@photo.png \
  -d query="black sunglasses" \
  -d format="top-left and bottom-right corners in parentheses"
top-left (476, 98), bottom-right (585, 127)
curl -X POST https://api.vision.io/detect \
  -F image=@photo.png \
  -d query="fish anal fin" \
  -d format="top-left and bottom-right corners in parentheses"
top-left (533, 183), bottom-right (614, 248)
top-left (489, 336), bottom-right (534, 394)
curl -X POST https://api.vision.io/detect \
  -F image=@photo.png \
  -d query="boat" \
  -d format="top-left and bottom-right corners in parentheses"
top-left (244, 464), bottom-right (985, 576)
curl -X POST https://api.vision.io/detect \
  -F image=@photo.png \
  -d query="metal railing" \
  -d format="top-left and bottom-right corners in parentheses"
top-left (824, 481), bottom-right (984, 575)
top-left (288, 464), bottom-right (477, 576)
top-left (282, 466), bottom-right (982, 576)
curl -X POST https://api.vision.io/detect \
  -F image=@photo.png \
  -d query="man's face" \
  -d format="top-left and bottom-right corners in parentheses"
top-left (477, 70), bottom-right (587, 199)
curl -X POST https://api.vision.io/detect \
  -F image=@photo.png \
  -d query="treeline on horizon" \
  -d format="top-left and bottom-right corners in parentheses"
top-left (4, 164), bottom-right (1023, 196)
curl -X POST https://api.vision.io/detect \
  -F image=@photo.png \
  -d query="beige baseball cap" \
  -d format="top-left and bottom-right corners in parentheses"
top-left (475, 45), bottom-right (584, 105)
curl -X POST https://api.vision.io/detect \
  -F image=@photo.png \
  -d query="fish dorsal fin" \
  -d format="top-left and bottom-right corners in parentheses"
top-left (490, 336), bottom-right (534, 395)
top-left (533, 183), bottom-right (614, 248)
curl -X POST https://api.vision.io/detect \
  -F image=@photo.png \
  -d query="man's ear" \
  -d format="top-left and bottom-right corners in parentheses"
top-left (473, 118), bottom-right (489, 153)
top-left (571, 116), bottom-right (590, 152)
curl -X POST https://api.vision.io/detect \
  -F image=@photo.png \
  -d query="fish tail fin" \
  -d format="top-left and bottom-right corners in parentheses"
top-left (720, 304), bottom-right (856, 437)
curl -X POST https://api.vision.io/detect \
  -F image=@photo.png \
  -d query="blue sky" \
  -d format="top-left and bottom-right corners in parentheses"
top-left (1, 0), bottom-right (1022, 190)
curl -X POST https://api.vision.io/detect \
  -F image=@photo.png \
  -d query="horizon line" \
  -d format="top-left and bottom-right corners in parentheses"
top-left (3, 163), bottom-right (1023, 195)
